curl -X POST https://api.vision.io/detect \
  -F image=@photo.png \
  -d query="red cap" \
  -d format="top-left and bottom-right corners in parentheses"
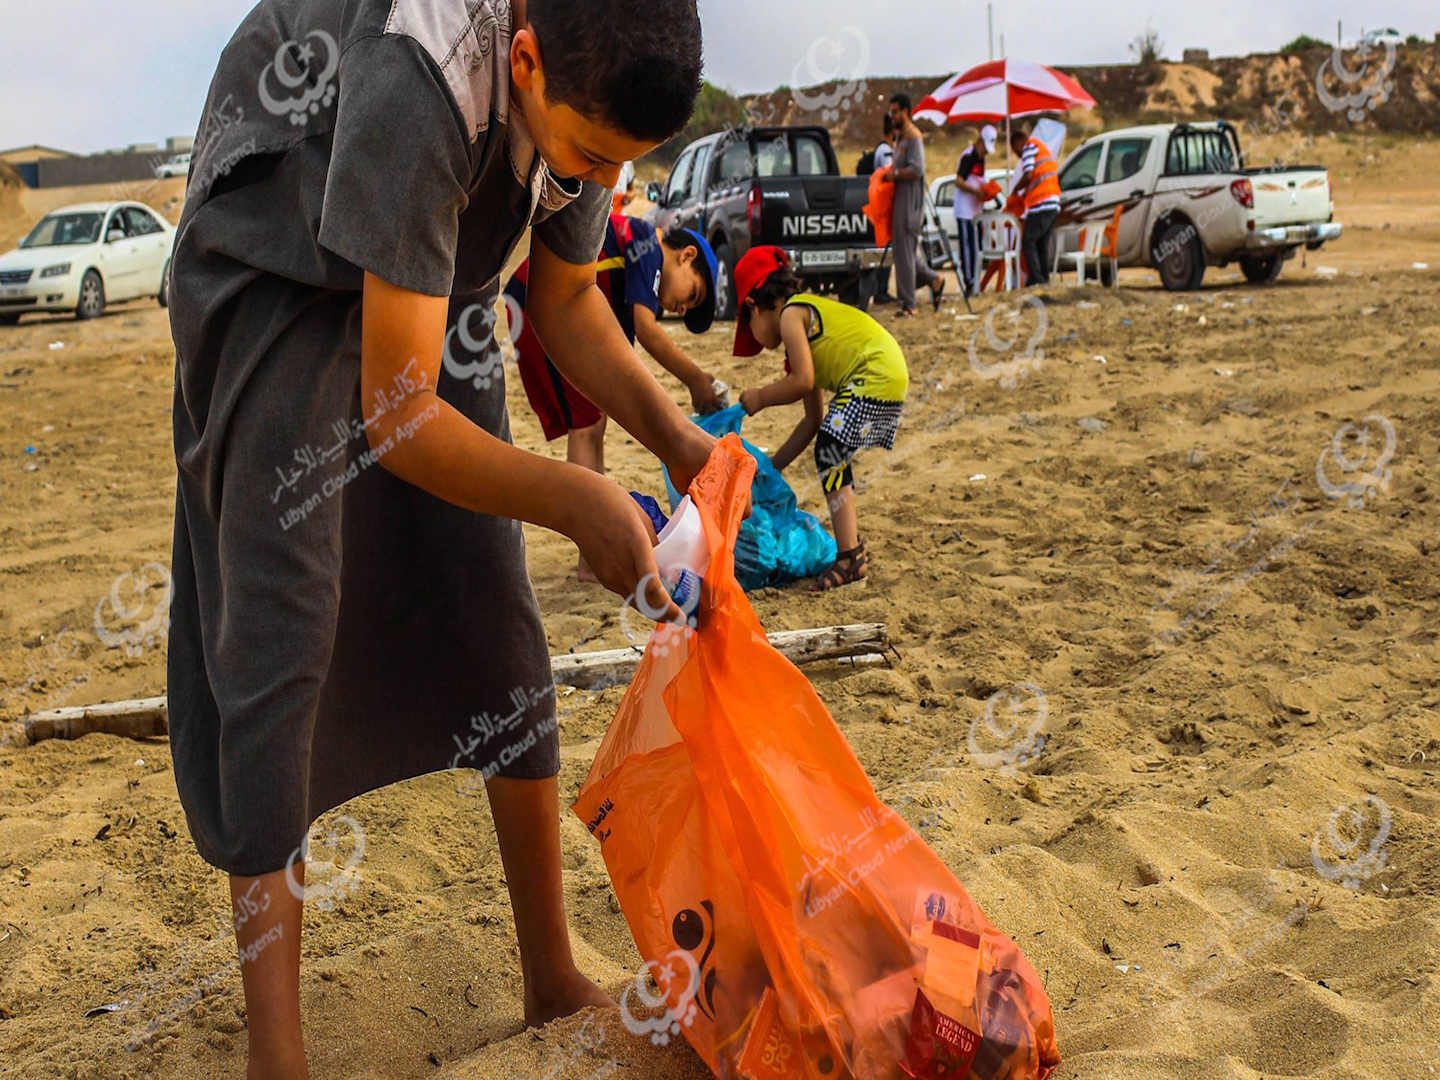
top-left (732, 246), bottom-right (789, 357)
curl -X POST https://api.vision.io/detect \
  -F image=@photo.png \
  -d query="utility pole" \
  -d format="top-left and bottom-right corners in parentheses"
top-left (999, 32), bottom-right (1005, 60)
top-left (988, 4), bottom-right (994, 61)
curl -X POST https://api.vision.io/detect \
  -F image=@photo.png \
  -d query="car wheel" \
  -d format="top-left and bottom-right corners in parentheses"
top-left (839, 269), bottom-right (879, 312)
top-left (713, 242), bottom-right (737, 321)
top-left (0, 314), bottom-right (19, 327)
top-left (1155, 222), bottom-right (1205, 291)
top-left (1239, 254), bottom-right (1284, 284)
top-left (76, 270), bottom-right (105, 320)
top-left (158, 260), bottom-right (171, 308)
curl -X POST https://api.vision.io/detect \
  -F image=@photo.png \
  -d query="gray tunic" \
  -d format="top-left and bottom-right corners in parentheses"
top-left (893, 135), bottom-right (928, 230)
top-left (167, 0), bottom-right (609, 876)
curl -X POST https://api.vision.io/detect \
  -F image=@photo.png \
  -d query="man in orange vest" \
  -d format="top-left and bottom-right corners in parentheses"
top-left (1009, 125), bottom-right (1062, 286)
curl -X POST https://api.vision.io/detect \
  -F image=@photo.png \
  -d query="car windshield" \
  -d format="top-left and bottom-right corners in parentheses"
top-left (20, 212), bottom-right (104, 248)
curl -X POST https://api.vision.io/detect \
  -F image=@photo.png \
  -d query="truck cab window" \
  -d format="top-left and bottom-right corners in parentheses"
top-left (1059, 142), bottom-right (1104, 191)
top-left (665, 150), bottom-right (694, 206)
top-left (1102, 138), bottom-right (1151, 184)
top-left (687, 145), bottom-right (712, 200)
top-left (756, 136), bottom-right (794, 178)
top-left (717, 139), bottom-right (754, 183)
top-left (794, 135), bottom-right (828, 177)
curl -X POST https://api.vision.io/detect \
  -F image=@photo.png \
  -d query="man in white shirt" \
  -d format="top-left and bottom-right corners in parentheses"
top-left (953, 124), bottom-right (996, 295)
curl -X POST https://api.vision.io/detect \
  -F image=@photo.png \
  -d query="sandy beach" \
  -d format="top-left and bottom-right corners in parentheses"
top-left (0, 132), bottom-right (1436, 1079)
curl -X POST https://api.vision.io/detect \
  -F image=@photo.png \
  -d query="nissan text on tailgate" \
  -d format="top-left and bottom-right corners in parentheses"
top-left (1051, 121), bottom-right (1341, 290)
top-left (648, 126), bottom-right (889, 317)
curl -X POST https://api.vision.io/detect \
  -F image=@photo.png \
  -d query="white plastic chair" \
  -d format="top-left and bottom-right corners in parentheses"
top-left (1057, 224), bottom-right (1106, 285)
top-left (979, 211), bottom-right (1022, 291)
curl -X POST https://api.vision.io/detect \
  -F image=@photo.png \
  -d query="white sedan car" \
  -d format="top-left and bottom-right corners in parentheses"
top-left (0, 202), bottom-right (176, 323)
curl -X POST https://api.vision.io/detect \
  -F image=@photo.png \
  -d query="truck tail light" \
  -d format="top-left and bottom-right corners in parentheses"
top-left (1327, 174), bottom-right (1333, 205)
top-left (747, 187), bottom-right (762, 238)
top-left (1229, 178), bottom-right (1254, 209)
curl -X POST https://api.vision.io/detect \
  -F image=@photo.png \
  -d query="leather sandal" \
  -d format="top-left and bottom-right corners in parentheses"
top-left (811, 541), bottom-right (868, 591)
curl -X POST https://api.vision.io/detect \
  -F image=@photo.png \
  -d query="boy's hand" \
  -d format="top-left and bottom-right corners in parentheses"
top-left (565, 476), bottom-right (682, 623)
top-left (739, 388), bottom-right (763, 416)
top-left (688, 375), bottom-right (726, 416)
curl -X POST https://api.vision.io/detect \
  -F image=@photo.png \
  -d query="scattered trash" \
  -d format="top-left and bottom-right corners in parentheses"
top-left (134, 759), bottom-right (145, 767)
top-left (83, 1003), bottom-right (126, 1019)
top-left (48, 342), bottom-right (65, 351)
top-left (1314, 266), bottom-right (1338, 277)
top-left (1413, 262), bottom-right (1429, 270)
top-left (41, 424), bottom-right (55, 433)
top-left (1197, 315), bottom-right (1207, 326)
top-left (23, 446), bottom-right (36, 454)
top-left (1075, 300), bottom-right (1098, 309)
top-left (1214, 368), bottom-right (1234, 377)
top-left (1121, 318), bottom-right (1132, 327)
top-left (1171, 303), bottom-right (1188, 313)
top-left (1115, 964), bottom-right (1130, 974)
top-left (969, 473), bottom-right (987, 482)
top-left (954, 314), bottom-right (978, 322)
top-left (1077, 417), bottom-right (1107, 434)
top-left (1360, 306), bottom-right (1379, 316)
top-left (1093, 355), bottom-right (1107, 364)
top-left (1239, 297), bottom-right (1254, 304)
top-left (1187, 449), bottom-right (1205, 467)
top-left (1054, 331), bottom-right (1078, 343)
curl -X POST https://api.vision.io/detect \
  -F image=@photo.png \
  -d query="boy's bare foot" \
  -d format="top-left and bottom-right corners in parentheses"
top-left (524, 967), bottom-right (617, 1027)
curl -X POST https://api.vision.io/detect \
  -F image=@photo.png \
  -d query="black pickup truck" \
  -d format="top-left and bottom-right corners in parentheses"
top-left (646, 126), bottom-right (888, 318)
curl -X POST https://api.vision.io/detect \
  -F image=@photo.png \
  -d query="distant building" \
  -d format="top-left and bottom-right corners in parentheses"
top-left (166, 135), bottom-right (195, 153)
top-left (1182, 48), bottom-right (1211, 64)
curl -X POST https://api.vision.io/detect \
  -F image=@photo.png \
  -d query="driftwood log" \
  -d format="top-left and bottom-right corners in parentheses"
top-left (23, 623), bottom-right (893, 744)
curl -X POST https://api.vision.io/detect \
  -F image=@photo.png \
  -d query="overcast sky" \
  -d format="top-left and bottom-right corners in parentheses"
top-left (1, 1), bottom-right (1432, 153)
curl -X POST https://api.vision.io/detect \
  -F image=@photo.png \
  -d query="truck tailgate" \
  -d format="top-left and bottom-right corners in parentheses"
top-left (759, 177), bottom-right (876, 247)
top-left (1248, 167), bottom-right (1331, 229)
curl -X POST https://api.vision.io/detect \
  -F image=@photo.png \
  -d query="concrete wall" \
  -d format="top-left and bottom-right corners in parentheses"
top-left (35, 152), bottom-right (168, 189)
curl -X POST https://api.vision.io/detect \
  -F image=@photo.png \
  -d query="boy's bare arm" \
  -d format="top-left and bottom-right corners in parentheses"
top-left (357, 272), bottom-right (680, 619)
top-left (526, 237), bottom-right (714, 490)
top-left (632, 306), bottom-right (724, 415)
top-left (769, 387), bottom-right (826, 472)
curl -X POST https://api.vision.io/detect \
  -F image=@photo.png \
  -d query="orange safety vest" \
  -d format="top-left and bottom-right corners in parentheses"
top-left (1022, 138), bottom-right (1061, 211)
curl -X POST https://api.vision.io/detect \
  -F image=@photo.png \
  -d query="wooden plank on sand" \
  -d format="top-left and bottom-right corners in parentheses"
top-left (23, 623), bottom-right (892, 743)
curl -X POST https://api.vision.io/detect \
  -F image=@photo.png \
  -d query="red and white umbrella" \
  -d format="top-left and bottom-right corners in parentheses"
top-left (914, 59), bottom-right (1095, 183)
top-left (914, 59), bottom-right (1095, 124)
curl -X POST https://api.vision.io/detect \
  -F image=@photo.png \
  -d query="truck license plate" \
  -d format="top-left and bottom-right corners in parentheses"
top-left (802, 250), bottom-right (847, 268)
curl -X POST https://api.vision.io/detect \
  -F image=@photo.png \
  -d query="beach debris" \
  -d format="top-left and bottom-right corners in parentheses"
top-left (1360, 306), bottom-right (1379, 316)
top-left (1214, 367), bottom-right (1234, 377)
top-left (1077, 417), bottom-right (1107, 434)
top-left (23, 446), bottom-right (35, 454)
top-left (47, 342), bottom-right (65, 350)
top-left (1171, 303), bottom-right (1188, 313)
top-left (83, 1002), bottom-right (126, 1019)
top-left (1223, 399), bottom-right (1260, 417)
top-left (25, 625), bottom-right (896, 741)
top-left (1314, 266), bottom-right (1338, 277)
top-left (1187, 449), bottom-right (1204, 467)
top-left (954, 314), bottom-right (978, 322)
top-left (1093, 355), bottom-right (1107, 364)
top-left (1075, 300), bottom-right (1098, 309)
top-left (41, 425), bottom-right (54, 433)
top-left (1197, 315), bottom-right (1207, 326)
top-left (969, 474), bottom-right (987, 482)
top-left (1413, 262), bottom-right (1429, 270)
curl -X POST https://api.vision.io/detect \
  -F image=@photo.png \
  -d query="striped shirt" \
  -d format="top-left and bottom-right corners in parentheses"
top-left (1018, 141), bottom-right (1061, 216)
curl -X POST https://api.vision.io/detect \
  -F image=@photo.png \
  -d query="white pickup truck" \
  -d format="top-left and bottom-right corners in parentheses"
top-left (1052, 121), bottom-right (1341, 289)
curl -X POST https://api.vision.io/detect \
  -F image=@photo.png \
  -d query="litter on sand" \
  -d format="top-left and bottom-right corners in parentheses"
top-left (970, 473), bottom-right (988, 482)
top-left (1314, 266), bottom-right (1339, 277)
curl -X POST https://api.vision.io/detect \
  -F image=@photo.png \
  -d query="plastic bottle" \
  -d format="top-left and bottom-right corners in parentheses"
top-left (653, 495), bottom-right (709, 622)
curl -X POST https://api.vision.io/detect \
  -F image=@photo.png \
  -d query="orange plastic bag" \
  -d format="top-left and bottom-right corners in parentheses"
top-left (573, 436), bottom-right (1060, 1080)
top-left (864, 166), bottom-right (895, 249)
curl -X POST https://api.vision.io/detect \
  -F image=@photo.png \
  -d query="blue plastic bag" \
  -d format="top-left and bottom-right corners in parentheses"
top-left (663, 406), bottom-right (837, 589)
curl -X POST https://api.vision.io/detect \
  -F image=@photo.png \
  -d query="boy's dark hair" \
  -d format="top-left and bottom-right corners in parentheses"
top-left (746, 267), bottom-right (803, 312)
top-left (890, 92), bottom-right (912, 113)
top-left (882, 114), bottom-right (894, 137)
top-left (528, 0), bottom-right (704, 142)
top-left (662, 225), bottom-right (697, 253)
top-left (1010, 125), bottom-right (1029, 148)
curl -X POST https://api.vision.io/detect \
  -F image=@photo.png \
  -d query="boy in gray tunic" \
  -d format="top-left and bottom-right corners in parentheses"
top-left (167, 0), bottom-right (708, 1071)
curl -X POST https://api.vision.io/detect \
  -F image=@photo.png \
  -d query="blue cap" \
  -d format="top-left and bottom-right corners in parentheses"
top-left (677, 228), bottom-right (719, 334)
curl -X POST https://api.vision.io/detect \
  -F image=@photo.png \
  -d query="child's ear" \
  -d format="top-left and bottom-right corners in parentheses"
top-left (680, 245), bottom-right (697, 267)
